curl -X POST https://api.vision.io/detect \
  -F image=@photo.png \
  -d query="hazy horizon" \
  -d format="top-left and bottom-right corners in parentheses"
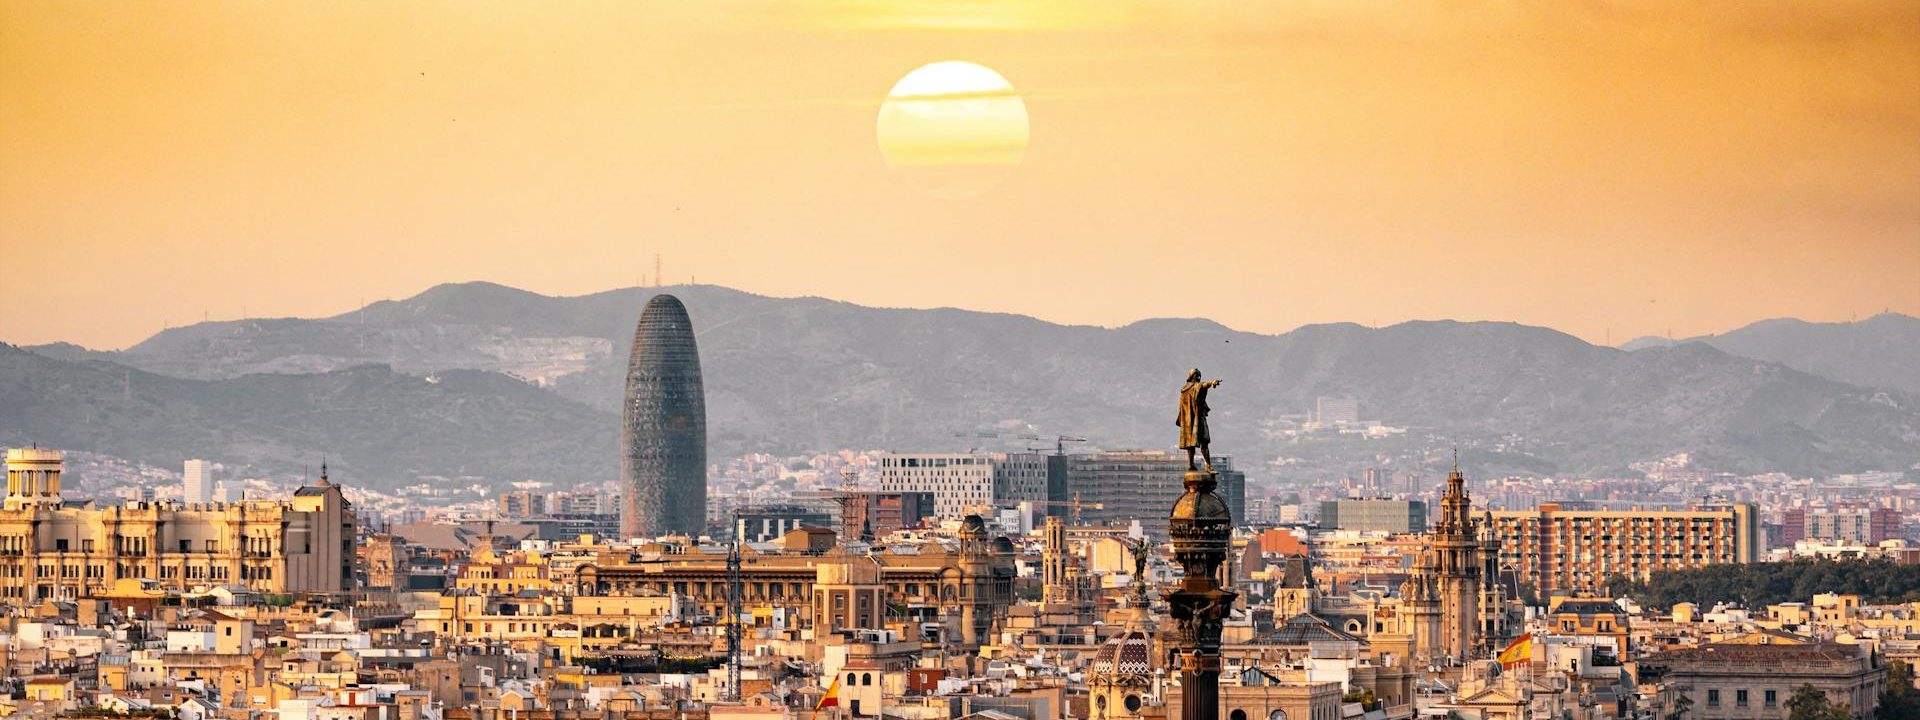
top-left (5, 1), bottom-right (1917, 349)
top-left (10, 277), bottom-right (1915, 353)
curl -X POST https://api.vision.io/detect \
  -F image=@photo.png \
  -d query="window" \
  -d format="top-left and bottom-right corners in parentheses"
top-left (1736, 689), bottom-right (1748, 707)
top-left (1707, 690), bottom-right (1720, 707)
top-left (1231, 711), bottom-right (1248, 720)
top-left (862, 673), bottom-right (872, 686)
top-left (1765, 690), bottom-right (1777, 708)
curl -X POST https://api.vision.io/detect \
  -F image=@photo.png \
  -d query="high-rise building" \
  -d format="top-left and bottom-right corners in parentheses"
top-left (498, 490), bottom-right (547, 518)
top-left (551, 491), bottom-right (618, 515)
top-left (183, 459), bottom-right (212, 505)
top-left (1788, 505), bottom-right (1901, 545)
top-left (827, 490), bottom-right (936, 542)
top-left (1490, 502), bottom-right (1764, 595)
top-left (1361, 467), bottom-right (1392, 493)
top-left (1318, 498), bottom-right (1427, 533)
top-left (619, 294), bottom-right (708, 539)
top-left (875, 452), bottom-right (1050, 519)
top-left (733, 504), bottom-right (836, 543)
top-left (1065, 450), bottom-right (1244, 537)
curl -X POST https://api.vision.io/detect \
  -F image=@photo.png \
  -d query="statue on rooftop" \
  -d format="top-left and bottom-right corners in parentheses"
top-left (1177, 368), bottom-right (1222, 471)
top-left (1124, 536), bottom-right (1151, 584)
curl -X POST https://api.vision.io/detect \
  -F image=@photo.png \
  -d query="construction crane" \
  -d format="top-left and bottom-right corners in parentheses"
top-left (724, 514), bottom-right (743, 703)
top-left (952, 431), bottom-right (1088, 456)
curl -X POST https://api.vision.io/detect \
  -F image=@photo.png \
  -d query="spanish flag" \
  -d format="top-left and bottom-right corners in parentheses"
top-left (1497, 633), bottom-right (1532, 668)
top-left (814, 676), bottom-right (842, 716)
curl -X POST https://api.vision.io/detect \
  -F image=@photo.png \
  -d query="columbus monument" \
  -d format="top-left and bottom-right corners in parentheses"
top-left (620, 294), bottom-right (707, 538)
top-left (1169, 367), bottom-right (1235, 720)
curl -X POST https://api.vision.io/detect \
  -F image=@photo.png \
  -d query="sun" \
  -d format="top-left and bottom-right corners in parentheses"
top-left (876, 61), bottom-right (1030, 199)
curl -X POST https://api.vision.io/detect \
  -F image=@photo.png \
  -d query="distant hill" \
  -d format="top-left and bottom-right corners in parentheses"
top-left (1617, 314), bottom-right (1920, 395)
top-left (1699, 314), bottom-right (1920, 396)
top-left (0, 343), bottom-right (614, 488)
top-left (10, 283), bottom-right (1918, 487)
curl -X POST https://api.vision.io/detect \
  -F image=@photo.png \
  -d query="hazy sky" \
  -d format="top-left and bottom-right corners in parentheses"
top-left (4, 1), bottom-right (1917, 350)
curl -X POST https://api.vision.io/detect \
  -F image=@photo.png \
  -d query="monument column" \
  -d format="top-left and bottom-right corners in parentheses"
top-left (1167, 469), bottom-right (1235, 720)
top-left (1168, 368), bottom-right (1234, 720)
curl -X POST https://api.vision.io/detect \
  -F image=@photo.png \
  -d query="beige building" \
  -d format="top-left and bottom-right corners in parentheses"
top-left (571, 517), bottom-right (1016, 648)
top-left (1644, 641), bottom-right (1885, 720)
top-left (1489, 502), bottom-right (1762, 595)
top-left (0, 448), bottom-right (356, 602)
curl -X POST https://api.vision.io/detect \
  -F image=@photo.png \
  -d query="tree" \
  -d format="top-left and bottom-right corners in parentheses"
top-left (1788, 684), bottom-right (1851, 720)
top-left (1665, 691), bottom-right (1694, 720)
top-left (1517, 581), bottom-right (1542, 607)
top-left (1342, 689), bottom-right (1378, 710)
top-left (1880, 661), bottom-right (1920, 720)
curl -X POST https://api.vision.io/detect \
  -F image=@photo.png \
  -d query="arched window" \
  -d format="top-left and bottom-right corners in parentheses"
top-left (862, 673), bottom-right (872, 686)
top-left (1230, 710), bottom-right (1248, 720)
top-left (1269, 711), bottom-right (1289, 720)
top-left (1124, 695), bottom-right (1142, 713)
top-left (846, 673), bottom-right (855, 685)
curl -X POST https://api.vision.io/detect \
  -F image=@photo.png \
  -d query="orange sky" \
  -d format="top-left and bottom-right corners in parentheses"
top-left (3, 1), bottom-right (1917, 350)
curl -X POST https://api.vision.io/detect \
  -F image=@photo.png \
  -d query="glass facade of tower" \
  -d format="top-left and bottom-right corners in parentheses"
top-left (620, 294), bottom-right (708, 538)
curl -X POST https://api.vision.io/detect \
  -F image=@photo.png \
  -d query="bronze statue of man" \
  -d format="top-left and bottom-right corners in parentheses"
top-left (1125, 536), bottom-right (1150, 581)
top-left (1177, 368), bottom-right (1222, 471)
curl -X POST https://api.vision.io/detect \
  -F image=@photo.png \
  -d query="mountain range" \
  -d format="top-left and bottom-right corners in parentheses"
top-left (1620, 313), bottom-right (1920, 396)
top-left (8, 282), bottom-right (1917, 490)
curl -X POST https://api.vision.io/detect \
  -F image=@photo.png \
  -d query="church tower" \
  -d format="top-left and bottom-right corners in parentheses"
top-left (1273, 552), bottom-right (1317, 619)
top-left (1043, 516), bottom-right (1073, 604)
top-left (1430, 460), bottom-right (1482, 662)
top-left (1040, 516), bottom-right (1093, 625)
top-left (1477, 511), bottom-right (1511, 648)
top-left (1398, 550), bottom-right (1443, 663)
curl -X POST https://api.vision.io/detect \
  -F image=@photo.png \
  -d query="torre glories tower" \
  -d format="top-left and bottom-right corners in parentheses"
top-left (620, 294), bottom-right (708, 539)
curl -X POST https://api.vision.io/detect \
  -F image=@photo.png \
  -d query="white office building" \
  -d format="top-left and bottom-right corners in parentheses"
top-left (876, 452), bottom-right (1051, 519)
top-left (183, 459), bottom-right (212, 504)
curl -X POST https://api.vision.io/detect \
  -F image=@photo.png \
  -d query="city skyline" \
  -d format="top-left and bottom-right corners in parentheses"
top-left (4, 2), bottom-right (1917, 349)
top-left (2, 3), bottom-right (1916, 719)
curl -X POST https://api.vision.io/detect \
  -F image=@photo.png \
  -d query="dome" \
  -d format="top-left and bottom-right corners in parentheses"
top-left (1091, 628), bottom-right (1155, 680)
top-left (992, 536), bottom-right (1016, 553)
top-left (1169, 490), bottom-right (1231, 522)
top-left (961, 514), bottom-right (988, 537)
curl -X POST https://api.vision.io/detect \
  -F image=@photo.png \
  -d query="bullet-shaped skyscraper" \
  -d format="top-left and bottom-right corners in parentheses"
top-left (620, 294), bottom-right (708, 538)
